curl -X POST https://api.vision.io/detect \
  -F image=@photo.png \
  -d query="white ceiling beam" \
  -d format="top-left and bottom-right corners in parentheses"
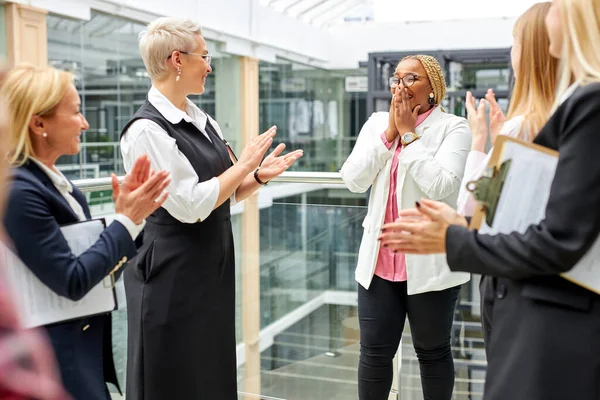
top-left (296, 0), bottom-right (336, 18)
top-left (318, 0), bottom-right (369, 26)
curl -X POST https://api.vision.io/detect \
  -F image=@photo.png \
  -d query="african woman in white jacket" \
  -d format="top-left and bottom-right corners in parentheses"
top-left (341, 54), bottom-right (470, 400)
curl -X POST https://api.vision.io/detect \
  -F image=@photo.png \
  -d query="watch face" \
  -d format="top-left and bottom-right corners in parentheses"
top-left (402, 133), bottom-right (414, 143)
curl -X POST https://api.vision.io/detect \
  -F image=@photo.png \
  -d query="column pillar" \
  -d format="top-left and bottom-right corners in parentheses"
top-left (240, 56), bottom-right (261, 399)
top-left (4, 2), bottom-right (47, 68)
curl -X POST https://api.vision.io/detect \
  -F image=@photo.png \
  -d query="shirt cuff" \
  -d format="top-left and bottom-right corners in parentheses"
top-left (465, 150), bottom-right (488, 176)
top-left (380, 131), bottom-right (394, 150)
top-left (113, 214), bottom-right (146, 240)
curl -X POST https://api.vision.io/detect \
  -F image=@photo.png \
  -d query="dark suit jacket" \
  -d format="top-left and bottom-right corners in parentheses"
top-left (446, 83), bottom-right (600, 399)
top-left (3, 161), bottom-right (137, 400)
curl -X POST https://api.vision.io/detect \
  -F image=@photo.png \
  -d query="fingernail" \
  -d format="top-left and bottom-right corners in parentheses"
top-left (415, 201), bottom-right (421, 208)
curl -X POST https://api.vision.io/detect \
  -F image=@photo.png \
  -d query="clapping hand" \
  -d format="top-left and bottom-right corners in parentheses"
top-left (112, 154), bottom-right (152, 204)
top-left (238, 126), bottom-right (277, 174)
top-left (465, 91), bottom-right (488, 152)
top-left (111, 154), bottom-right (171, 224)
top-left (378, 199), bottom-right (467, 254)
top-left (256, 144), bottom-right (303, 182)
top-left (485, 89), bottom-right (506, 146)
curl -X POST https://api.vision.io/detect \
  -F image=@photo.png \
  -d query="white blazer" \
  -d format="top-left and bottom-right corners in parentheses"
top-left (341, 107), bottom-right (471, 294)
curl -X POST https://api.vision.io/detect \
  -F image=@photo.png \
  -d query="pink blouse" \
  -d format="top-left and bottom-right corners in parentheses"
top-left (374, 106), bottom-right (436, 282)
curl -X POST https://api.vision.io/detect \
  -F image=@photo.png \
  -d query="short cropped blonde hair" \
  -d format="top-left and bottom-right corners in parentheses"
top-left (139, 17), bottom-right (203, 80)
top-left (0, 64), bottom-right (73, 166)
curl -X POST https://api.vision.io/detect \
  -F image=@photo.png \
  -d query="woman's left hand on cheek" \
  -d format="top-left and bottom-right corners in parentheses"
top-left (393, 87), bottom-right (420, 134)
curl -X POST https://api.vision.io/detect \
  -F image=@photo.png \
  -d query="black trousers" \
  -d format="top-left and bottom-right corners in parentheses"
top-left (358, 276), bottom-right (461, 400)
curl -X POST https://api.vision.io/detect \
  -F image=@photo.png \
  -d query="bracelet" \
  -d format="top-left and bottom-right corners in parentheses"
top-left (254, 167), bottom-right (268, 186)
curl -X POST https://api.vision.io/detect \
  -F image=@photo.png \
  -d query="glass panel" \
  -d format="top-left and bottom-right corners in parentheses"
top-left (80, 182), bottom-right (486, 399)
top-left (259, 60), bottom-right (367, 173)
top-left (259, 202), bottom-right (366, 328)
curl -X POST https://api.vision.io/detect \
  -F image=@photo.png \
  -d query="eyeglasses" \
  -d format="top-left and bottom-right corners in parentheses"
top-left (389, 74), bottom-right (427, 88)
top-left (167, 51), bottom-right (212, 66)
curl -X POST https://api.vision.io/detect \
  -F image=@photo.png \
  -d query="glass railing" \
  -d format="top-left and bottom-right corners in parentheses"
top-left (58, 135), bottom-right (354, 182)
top-left (77, 172), bottom-right (487, 400)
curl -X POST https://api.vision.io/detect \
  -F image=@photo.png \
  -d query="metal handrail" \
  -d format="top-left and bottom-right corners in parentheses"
top-left (73, 171), bottom-right (344, 192)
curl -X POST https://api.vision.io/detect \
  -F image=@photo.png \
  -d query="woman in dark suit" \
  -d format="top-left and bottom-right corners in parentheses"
top-left (0, 68), bottom-right (70, 400)
top-left (380, 0), bottom-right (600, 398)
top-left (0, 64), bottom-right (171, 400)
top-left (120, 17), bottom-right (302, 400)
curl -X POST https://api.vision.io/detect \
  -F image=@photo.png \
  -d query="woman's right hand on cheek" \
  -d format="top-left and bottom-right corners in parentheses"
top-left (112, 170), bottom-right (171, 225)
top-left (385, 89), bottom-right (399, 142)
top-left (237, 126), bottom-right (277, 173)
top-left (465, 91), bottom-right (488, 152)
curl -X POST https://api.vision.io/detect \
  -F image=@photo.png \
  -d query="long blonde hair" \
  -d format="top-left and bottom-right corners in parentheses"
top-left (0, 65), bottom-right (73, 166)
top-left (553, 0), bottom-right (600, 108)
top-left (507, 2), bottom-right (558, 140)
top-left (0, 70), bottom-right (10, 211)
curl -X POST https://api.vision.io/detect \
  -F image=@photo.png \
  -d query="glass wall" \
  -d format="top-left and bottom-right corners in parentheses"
top-left (259, 60), bottom-right (367, 173)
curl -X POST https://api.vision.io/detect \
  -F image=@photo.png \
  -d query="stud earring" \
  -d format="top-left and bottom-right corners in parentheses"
top-left (42, 132), bottom-right (48, 138)
top-left (176, 66), bottom-right (182, 82)
top-left (428, 92), bottom-right (435, 105)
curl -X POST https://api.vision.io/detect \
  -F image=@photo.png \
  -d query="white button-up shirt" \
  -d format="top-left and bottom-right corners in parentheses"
top-left (30, 158), bottom-right (143, 239)
top-left (120, 86), bottom-right (232, 224)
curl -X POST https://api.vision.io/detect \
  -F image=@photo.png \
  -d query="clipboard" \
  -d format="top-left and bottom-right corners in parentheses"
top-left (465, 135), bottom-right (600, 295)
top-left (467, 135), bottom-right (559, 230)
top-left (2, 218), bottom-right (119, 328)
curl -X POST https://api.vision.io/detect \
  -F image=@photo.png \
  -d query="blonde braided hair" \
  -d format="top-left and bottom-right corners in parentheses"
top-left (400, 55), bottom-right (446, 106)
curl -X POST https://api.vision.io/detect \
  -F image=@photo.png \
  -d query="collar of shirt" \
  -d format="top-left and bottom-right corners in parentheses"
top-left (415, 105), bottom-right (436, 128)
top-left (30, 157), bottom-right (73, 194)
top-left (148, 86), bottom-right (207, 131)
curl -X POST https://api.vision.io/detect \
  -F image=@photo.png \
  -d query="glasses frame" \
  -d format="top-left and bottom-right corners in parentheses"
top-left (167, 51), bottom-right (212, 65)
top-left (389, 73), bottom-right (428, 88)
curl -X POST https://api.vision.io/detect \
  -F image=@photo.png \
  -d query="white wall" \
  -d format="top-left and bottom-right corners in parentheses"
top-left (13, 0), bottom-right (517, 70)
top-left (327, 17), bottom-right (517, 69)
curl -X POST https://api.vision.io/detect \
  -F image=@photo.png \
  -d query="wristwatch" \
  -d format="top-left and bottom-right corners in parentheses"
top-left (401, 132), bottom-right (419, 146)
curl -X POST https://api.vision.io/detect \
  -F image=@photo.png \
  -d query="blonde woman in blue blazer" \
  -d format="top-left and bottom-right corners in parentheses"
top-left (1, 64), bottom-right (170, 400)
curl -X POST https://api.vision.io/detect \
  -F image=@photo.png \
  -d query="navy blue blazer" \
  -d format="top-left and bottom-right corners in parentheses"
top-left (3, 161), bottom-right (137, 400)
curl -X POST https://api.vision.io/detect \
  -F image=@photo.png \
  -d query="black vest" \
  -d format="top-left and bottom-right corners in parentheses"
top-left (121, 101), bottom-right (232, 224)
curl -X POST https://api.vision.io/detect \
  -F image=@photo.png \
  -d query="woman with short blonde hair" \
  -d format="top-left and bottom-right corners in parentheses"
top-left (120, 17), bottom-right (302, 399)
top-left (138, 17), bottom-right (202, 80)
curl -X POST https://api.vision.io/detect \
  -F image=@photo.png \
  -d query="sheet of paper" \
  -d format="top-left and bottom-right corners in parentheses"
top-left (478, 140), bottom-right (600, 294)
top-left (479, 141), bottom-right (558, 235)
top-left (2, 219), bottom-right (116, 328)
